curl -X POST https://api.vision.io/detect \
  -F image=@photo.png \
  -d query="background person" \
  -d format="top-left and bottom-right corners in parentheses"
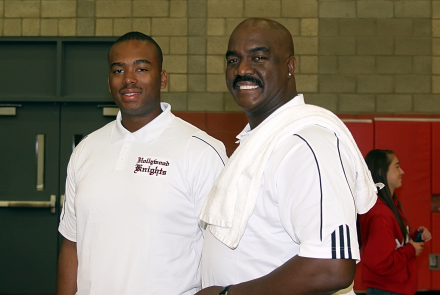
top-left (56, 32), bottom-right (227, 295)
top-left (360, 149), bottom-right (432, 295)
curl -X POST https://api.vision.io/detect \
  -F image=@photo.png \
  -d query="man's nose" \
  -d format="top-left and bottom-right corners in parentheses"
top-left (236, 59), bottom-right (255, 77)
top-left (123, 71), bottom-right (137, 85)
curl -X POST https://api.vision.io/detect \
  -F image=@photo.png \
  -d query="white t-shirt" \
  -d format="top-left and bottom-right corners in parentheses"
top-left (201, 96), bottom-right (359, 287)
top-left (59, 103), bottom-right (227, 295)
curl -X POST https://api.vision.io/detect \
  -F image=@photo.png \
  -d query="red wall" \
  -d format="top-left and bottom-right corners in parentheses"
top-left (343, 121), bottom-right (374, 292)
top-left (433, 123), bottom-right (440, 195)
top-left (374, 120), bottom-right (432, 290)
top-left (432, 213), bottom-right (440, 290)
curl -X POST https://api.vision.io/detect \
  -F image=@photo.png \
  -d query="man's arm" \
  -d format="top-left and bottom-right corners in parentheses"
top-left (56, 238), bottom-right (78, 295)
top-left (197, 256), bottom-right (355, 295)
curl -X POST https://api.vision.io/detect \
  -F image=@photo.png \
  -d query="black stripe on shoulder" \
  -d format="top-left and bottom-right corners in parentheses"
top-left (335, 133), bottom-right (355, 203)
top-left (294, 134), bottom-right (323, 241)
top-left (192, 136), bottom-right (225, 166)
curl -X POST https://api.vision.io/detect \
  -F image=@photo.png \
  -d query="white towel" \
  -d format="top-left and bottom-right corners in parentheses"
top-left (199, 102), bottom-right (377, 249)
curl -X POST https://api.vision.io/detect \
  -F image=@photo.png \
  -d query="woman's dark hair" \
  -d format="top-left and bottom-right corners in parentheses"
top-left (364, 149), bottom-right (408, 243)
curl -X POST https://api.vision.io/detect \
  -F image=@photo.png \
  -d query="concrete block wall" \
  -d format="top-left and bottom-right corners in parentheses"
top-left (317, 0), bottom-right (439, 113)
top-left (1, 0), bottom-right (439, 114)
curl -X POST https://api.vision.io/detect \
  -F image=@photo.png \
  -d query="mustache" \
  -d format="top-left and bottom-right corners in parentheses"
top-left (233, 75), bottom-right (263, 89)
top-left (119, 85), bottom-right (141, 92)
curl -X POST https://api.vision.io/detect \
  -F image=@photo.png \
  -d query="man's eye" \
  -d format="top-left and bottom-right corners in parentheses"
top-left (113, 69), bottom-right (123, 74)
top-left (254, 56), bottom-right (266, 61)
top-left (138, 68), bottom-right (148, 72)
top-left (227, 58), bottom-right (238, 64)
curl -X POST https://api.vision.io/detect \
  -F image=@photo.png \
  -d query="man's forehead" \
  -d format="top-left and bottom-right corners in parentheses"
top-left (111, 39), bottom-right (154, 53)
top-left (109, 40), bottom-right (159, 62)
top-left (227, 42), bottom-right (271, 56)
top-left (228, 29), bottom-right (279, 53)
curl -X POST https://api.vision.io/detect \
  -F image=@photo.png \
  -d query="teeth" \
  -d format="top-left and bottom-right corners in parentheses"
top-left (125, 93), bottom-right (140, 96)
top-left (240, 85), bottom-right (258, 90)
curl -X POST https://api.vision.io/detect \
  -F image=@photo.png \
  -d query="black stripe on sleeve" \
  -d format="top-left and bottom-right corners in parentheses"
top-left (346, 224), bottom-right (352, 259)
top-left (331, 225), bottom-right (353, 259)
top-left (331, 231), bottom-right (336, 259)
top-left (294, 134), bottom-right (323, 241)
top-left (339, 225), bottom-right (345, 259)
top-left (192, 136), bottom-right (225, 166)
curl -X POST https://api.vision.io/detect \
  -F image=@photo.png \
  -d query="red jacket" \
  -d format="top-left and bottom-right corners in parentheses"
top-left (360, 198), bottom-right (418, 295)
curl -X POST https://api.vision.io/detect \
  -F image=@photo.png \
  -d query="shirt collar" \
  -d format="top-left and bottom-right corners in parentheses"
top-left (111, 102), bottom-right (174, 144)
top-left (236, 94), bottom-right (305, 143)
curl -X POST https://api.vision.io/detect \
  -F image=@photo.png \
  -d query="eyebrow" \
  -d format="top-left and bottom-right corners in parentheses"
top-left (249, 47), bottom-right (270, 54)
top-left (225, 46), bottom-right (270, 59)
top-left (225, 50), bottom-right (237, 59)
top-left (110, 59), bottom-right (151, 68)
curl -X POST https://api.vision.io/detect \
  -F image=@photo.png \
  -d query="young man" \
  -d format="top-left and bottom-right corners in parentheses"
top-left (197, 18), bottom-right (377, 295)
top-left (56, 32), bottom-right (227, 295)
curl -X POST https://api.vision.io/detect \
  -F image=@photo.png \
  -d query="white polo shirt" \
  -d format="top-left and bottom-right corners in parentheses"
top-left (59, 103), bottom-right (227, 295)
top-left (201, 96), bottom-right (359, 287)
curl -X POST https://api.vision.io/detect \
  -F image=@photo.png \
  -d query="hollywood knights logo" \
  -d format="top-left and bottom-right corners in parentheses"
top-left (134, 157), bottom-right (169, 176)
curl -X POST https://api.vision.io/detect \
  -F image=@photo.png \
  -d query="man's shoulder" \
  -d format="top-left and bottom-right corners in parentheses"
top-left (171, 116), bottom-right (224, 146)
top-left (294, 124), bottom-right (335, 137)
top-left (168, 116), bottom-right (227, 164)
top-left (169, 115), bottom-right (202, 134)
top-left (275, 124), bottom-right (336, 150)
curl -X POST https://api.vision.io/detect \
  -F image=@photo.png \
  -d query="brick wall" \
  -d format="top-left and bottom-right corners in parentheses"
top-left (1, 0), bottom-right (439, 114)
top-left (315, 0), bottom-right (438, 113)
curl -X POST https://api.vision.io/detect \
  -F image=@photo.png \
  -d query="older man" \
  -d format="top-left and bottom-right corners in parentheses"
top-left (197, 18), bottom-right (377, 295)
top-left (56, 32), bottom-right (227, 295)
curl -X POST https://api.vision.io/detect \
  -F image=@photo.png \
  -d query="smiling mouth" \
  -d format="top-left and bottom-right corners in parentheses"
top-left (239, 85), bottom-right (259, 90)
top-left (233, 75), bottom-right (263, 90)
top-left (122, 92), bottom-right (141, 97)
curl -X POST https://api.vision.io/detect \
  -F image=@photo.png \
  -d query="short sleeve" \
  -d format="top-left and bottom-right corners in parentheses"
top-left (276, 125), bottom-right (359, 260)
top-left (186, 131), bottom-right (227, 219)
top-left (58, 141), bottom-right (84, 242)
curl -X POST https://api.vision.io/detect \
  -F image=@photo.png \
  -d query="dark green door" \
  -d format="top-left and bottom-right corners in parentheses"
top-left (0, 102), bottom-right (60, 293)
top-left (0, 102), bottom-right (116, 294)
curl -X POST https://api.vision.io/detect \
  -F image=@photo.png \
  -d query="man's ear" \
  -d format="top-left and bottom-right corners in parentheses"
top-left (161, 70), bottom-right (168, 89)
top-left (287, 56), bottom-right (297, 76)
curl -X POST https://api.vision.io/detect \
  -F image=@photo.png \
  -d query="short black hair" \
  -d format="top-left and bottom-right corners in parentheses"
top-left (112, 31), bottom-right (163, 64)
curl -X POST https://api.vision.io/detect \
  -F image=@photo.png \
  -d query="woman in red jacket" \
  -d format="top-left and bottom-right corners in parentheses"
top-left (360, 149), bottom-right (431, 295)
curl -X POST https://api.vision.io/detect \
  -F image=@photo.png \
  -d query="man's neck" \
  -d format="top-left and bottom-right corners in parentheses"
top-left (121, 108), bottom-right (163, 133)
top-left (247, 92), bottom-right (297, 129)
